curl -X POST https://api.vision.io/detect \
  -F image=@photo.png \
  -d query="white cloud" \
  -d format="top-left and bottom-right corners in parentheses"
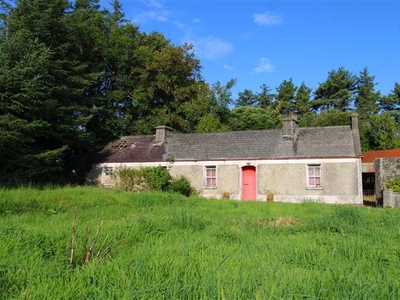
top-left (188, 35), bottom-right (233, 60)
top-left (224, 64), bottom-right (234, 71)
top-left (140, 0), bottom-right (163, 9)
top-left (178, 23), bottom-right (232, 60)
top-left (133, 0), bottom-right (169, 23)
top-left (253, 12), bottom-right (283, 26)
top-left (133, 10), bottom-right (169, 23)
top-left (253, 57), bottom-right (276, 73)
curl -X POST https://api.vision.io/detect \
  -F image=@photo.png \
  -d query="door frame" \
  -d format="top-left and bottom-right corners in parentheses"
top-left (241, 165), bottom-right (257, 201)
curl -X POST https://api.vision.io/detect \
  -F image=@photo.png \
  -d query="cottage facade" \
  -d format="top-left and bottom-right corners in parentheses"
top-left (87, 114), bottom-right (363, 204)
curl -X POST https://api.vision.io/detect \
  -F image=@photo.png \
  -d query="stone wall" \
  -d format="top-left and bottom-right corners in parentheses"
top-left (375, 157), bottom-right (400, 206)
top-left (383, 189), bottom-right (400, 208)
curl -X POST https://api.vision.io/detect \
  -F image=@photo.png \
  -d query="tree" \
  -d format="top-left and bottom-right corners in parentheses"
top-left (378, 82), bottom-right (400, 119)
top-left (257, 84), bottom-right (275, 108)
top-left (228, 106), bottom-right (281, 131)
top-left (312, 67), bottom-right (357, 112)
top-left (354, 67), bottom-right (380, 118)
top-left (299, 110), bottom-right (351, 128)
top-left (292, 82), bottom-right (312, 116)
top-left (363, 113), bottom-right (400, 150)
top-left (274, 78), bottom-right (297, 116)
top-left (0, 0), bottom-right (103, 183)
top-left (235, 89), bottom-right (258, 107)
top-left (127, 40), bottom-right (203, 134)
top-left (85, 1), bottom-right (141, 143)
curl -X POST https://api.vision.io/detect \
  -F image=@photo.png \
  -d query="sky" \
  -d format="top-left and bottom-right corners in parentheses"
top-left (100, 0), bottom-right (400, 100)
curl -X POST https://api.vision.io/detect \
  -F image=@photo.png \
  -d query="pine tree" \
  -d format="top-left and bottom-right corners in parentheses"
top-left (312, 67), bottom-right (357, 112)
top-left (0, 0), bottom-right (103, 183)
top-left (355, 67), bottom-right (380, 118)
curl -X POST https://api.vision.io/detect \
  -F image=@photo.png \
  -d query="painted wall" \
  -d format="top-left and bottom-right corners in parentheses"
top-left (258, 160), bottom-right (361, 204)
top-left (87, 158), bottom-right (362, 204)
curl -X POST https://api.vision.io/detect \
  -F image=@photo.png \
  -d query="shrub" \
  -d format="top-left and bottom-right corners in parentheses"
top-left (114, 167), bottom-right (149, 192)
top-left (114, 166), bottom-right (172, 192)
top-left (169, 175), bottom-right (196, 197)
top-left (385, 176), bottom-right (400, 193)
top-left (142, 166), bottom-right (172, 191)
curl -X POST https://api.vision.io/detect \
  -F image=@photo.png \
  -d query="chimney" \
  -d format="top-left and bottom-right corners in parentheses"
top-left (282, 115), bottom-right (299, 138)
top-left (350, 113), bottom-right (359, 131)
top-left (350, 113), bottom-right (362, 156)
top-left (155, 125), bottom-right (173, 142)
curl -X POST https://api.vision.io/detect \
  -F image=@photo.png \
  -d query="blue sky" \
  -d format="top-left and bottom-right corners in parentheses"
top-left (101, 0), bottom-right (400, 99)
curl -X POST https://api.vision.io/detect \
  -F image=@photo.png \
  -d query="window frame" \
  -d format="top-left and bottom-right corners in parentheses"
top-left (204, 165), bottom-right (217, 188)
top-left (307, 164), bottom-right (322, 189)
top-left (103, 166), bottom-right (113, 176)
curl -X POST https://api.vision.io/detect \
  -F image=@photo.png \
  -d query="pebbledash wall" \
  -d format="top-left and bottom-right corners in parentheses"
top-left (375, 157), bottom-right (400, 207)
top-left (91, 156), bottom-right (362, 204)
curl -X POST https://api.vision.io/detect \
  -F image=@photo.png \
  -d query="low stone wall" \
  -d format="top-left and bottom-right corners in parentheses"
top-left (383, 189), bottom-right (400, 208)
top-left (375, 157), bottom-right (400, 206)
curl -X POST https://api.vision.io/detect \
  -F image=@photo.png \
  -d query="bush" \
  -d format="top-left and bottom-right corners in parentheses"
top-left (142, 166), bottom-right (171, 191)
top-left (114, 168), bottom-right (149, 192)
top-left (385, 176), bottom-right (400, 193)
top-left (114, 166), bottom-right (195, 196)
top-left (169, 175), bottom-right (196, 197)
top-left (114, 166), bottom-right (172, 192)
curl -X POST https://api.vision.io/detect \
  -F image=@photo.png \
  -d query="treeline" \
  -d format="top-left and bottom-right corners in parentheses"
top-left (0, 0), bottom-right (399, 185)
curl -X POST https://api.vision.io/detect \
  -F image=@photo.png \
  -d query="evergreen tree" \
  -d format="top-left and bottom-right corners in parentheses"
top-left (228, 106), bottom-right (281, 131)
top-left (0, 0), bottom-right (102, 183)
top-left (355, 67), bottom-right (380, 118)
top-left (312, 67), bottom-right (357, 112)
top-left (257, 84), bottom-right (275, 108)
top-left (293, 82), bottom-right (312, 116)
top-left (378, 82), bottom-right (400, 119)
top-left (274, 78), bottom-right (297, 116)
top-left (235, 89), bottom-right (258, 107)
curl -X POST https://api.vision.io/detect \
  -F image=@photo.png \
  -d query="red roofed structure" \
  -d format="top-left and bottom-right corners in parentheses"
top-left (361, 149), bottom-right (400, 203)
top-left (362, 149), bottom-right (400, 164)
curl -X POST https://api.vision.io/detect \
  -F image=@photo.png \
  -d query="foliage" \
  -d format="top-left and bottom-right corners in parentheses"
top-left (364, 113), bottom-right (400, 150)
top-left (355, 67), bottom-right (380, 118)
top-left (114, 166), bottom-right (196, 196)
top-left (114, 167), bottom-right (149, 192)
top-left (274, 78), bottom-right (297, 115)
top-left (2, 186), bottom-right (400, 298)
top-left (299, 110), bottom-right (351, 127)
top-left (114, 166), bottom-right (172, 192)
top-left (1, 0), bottom-right (400, 187)
top-left (385, 176), bottom-right (400, 192)
top-left (228, 106), bottom-right (281, 131)
top-left (169, 175), bottom-right (196, 197)
top-left (312, 67), bottom-right (357, 112)
top-left (142, 166), bottom-right (172, 191)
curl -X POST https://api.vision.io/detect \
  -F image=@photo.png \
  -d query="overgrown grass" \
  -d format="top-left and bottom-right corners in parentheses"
top-left (1, 186), bottom-right (400, 299)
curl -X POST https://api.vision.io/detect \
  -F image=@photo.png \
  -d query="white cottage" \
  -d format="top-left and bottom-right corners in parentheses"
top-left (87, 114), bottom-right (363, 204)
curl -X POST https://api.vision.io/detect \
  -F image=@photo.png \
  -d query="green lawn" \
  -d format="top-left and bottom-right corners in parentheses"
top-left (1, 186), bottom-right (400, 299)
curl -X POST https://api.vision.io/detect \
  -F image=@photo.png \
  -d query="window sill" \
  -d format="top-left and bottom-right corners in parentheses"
top-left (306, 186), bottom-right (323, 190)
top-left (203, 186), bottom-right (217, 190)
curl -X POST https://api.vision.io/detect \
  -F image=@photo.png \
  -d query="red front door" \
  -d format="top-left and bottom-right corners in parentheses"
top-left (242, 166), bottom-right (256, 201)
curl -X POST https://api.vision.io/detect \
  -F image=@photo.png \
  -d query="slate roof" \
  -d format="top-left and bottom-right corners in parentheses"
top-left (92, 125), bottom-right (361, 163)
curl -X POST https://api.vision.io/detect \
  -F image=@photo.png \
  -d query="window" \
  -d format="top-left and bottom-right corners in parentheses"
top-left (205, 166), bottom-right (217, 187)
top-left (307, 164), bottom-right (322, 188)
top-left (103, 166), bottom-right (113, 176)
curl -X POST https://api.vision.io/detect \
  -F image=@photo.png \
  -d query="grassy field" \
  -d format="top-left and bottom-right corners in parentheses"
top-left (1, 186), bottom-right (400, 299)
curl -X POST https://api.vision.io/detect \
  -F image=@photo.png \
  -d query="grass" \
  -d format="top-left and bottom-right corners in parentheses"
top-left (1, 186), bottom-right (400, 299)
